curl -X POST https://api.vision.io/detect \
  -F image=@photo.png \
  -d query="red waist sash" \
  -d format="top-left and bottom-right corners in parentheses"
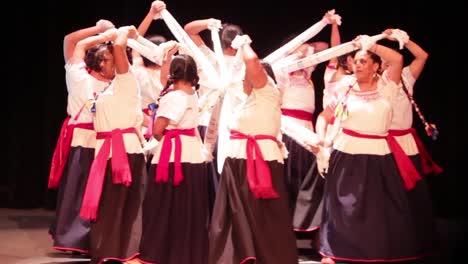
top-left (388, 128), bottom-right (443, 175)
top-left (230, 130), bottom-right (280, 199)
top-left (343, 129), bottom-right (421, 190)
top-left (48, 117), bottom-right (94, 189)
top-left (156, 128), bottom-right (196, 186)
top-left (80, 127), bottom-right (137, 220)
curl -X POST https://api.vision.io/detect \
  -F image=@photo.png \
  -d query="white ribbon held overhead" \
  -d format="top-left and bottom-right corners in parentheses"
top-left (209, 20), bottom-right (229, 87)
top-left (390, 29), bottom-right (409, 49)
top-left (127, 36), bottom-right (164, 65)
top-left (160, 10), bottom-right (222, 88)
top-left (276, 33), bottom-right (386, 73)
top-left (263, 9), bottom-right (339, 65)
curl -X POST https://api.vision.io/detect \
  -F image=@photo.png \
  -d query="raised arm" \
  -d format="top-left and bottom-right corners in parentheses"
top-left (114, 26), bottom-right (139, 74)
top-left (63, 19), bottom-right (114, 62)
top-left (183, 18), bottom-right (221, 47)
top-left (362, 32), bottom-right (403, 84)
top-left (160, 44), bottom-right (180, 86)
top-left (136, 0), bottom-right (166, 36)
top-left (404, 39), bottom-right (428, 80)
top-left (232, 35), bottom-right (267, 94)
top-left (384, 29), bottom-right (428, 80)
top-left (132, 0), bottom-right (167, 65)
top-left (328, 16), bottom-right (342, 66)
top-left (70, 28), bottom-right (117, 64)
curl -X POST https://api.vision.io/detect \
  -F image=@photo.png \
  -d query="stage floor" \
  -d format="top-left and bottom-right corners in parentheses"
top-left (0, 208), bottom-right (464, 264)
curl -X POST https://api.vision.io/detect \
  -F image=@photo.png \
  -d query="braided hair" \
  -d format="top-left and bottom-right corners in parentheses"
top-left (159, 54), bottom-right (200, 98)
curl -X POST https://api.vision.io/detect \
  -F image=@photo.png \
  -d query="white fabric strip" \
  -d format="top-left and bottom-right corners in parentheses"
top-left (160, 10), bottom-right (222, 87)
top-left (262, 18), bottom-right (330, 64)
top-left (127, 38), bottom-right (163, 65)
top-left (210, 29), bottom-right (229, 85)
top-left (275, 33), bottom-right (386, 73)
top-left (280, 115), bottom-right (320, 150)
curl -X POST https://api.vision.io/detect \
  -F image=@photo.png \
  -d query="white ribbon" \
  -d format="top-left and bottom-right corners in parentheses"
top-left (280, 116), bottom-right (320, 152)
top-left (275, 33), bottom-right (386, 73)
top-left (160, 10), bottom-right (222, 88)
top-left (127, 37), bottom-right (164, 65)
top-left (211, 28), bottom-right (229, 86)
top-left (230, 35), bottom-right (252, 50)
top-left (262, 10), bottom-right (334, 64)
top-left (390, 29), bottom-right (409, 49)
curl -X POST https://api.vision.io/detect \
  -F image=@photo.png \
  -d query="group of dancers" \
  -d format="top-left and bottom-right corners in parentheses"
top-left (47, 1), bottom-right (443, 263)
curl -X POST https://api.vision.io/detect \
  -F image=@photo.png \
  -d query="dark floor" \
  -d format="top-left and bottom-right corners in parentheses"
top-left (0, 208), bottom-right (465, 264)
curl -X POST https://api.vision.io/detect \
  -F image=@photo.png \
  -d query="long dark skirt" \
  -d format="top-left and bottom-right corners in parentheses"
top-left (198, 125), bottom-right (220, 219)
top-left (283, 134), bottom-right (323, 233)
top-left (292, 162), bottom-right (324, 232)
top-left (139, 162), bottom-right (209, 264)
top-left (282, 134), bottom-right (316, 213)
top-left (209, 158), bottom-right (298, 264)
top-left (89, 153), bottom-right (146, 264)
top-left (50, 146), bottom-right (93, 253)
top-left (319, 150), bottom-right (437, 262)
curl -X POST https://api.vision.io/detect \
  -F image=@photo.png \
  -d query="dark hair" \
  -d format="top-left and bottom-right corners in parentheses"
top-left (261, 61), bottom-right (277, 84)
top-left (368, 51), bottom-right (382, 72)
top-left (220, 23), bottom-right (243, 50)
top-left (84, 42), bottom-right (113, 72)
top-left (161, 54), bottom-right (200, 94)
top-left (353, 50), bottom-right (383, 73)
top-left (84, 42), bottom-right (133, 71)
top-left (337, 50), bottom-right (357, 73)
top-left (143, 34), bottom-right (167, 67)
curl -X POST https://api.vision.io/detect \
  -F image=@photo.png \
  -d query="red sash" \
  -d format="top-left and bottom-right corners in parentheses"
top-left (281, 108), bottom-right (313, 122)
top-left (343, 129), bottom-right (422, 190)
top-left (389, 128), bottom-right (443, 175)
top-left (80, 127), bottom-right (137, 220)
top-left (48, 117), bottom-right (94, 189)
top-left (230, 130), bottom-right (280, 199)
top-left (156, 128), bottom-right (196, 185)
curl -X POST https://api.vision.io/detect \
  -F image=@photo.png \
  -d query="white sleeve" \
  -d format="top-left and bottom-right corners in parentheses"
top-left (157, 91), bottom-right (188, 123)
top-left (401, 66), bottom-right (415, 95)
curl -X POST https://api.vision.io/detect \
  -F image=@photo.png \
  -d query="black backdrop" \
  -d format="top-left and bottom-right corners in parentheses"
top-left (5, 0), bottom-right (464, 219)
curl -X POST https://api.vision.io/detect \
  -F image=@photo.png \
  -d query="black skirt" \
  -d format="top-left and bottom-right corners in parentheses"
top-left (209, 157), bottom-right (298, 264)
top-left (50, 146), bottom-right (94, 253)
top-left (139, 162), bottom-right (210, 264)
top-left (89, 153), bottom-right (146, 263)
top-left (319, 150), bottom-right (437, 262)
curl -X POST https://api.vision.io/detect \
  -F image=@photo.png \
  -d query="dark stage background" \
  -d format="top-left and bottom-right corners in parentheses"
top-left (5, 0), bottom-right (464, 220)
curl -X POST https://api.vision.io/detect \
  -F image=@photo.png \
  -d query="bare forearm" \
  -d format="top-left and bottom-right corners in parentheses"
top-left (63, 26), bottom-right (102, 62)
top-left (370, 44), bottom-right (403, 83)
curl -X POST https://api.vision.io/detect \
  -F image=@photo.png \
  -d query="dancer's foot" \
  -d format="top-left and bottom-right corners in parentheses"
top-left (124, 258), bottom-right (142, 264)
top-left (321, 257), bottom-right (336, 264)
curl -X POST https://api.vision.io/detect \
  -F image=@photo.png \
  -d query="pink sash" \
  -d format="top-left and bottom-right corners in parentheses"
top-left (230, 130), bottom-right (280, 199)
top-left (80, 127), bottom-right (137, 220)
top-left (156, 128), bottom-right (196, 185)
